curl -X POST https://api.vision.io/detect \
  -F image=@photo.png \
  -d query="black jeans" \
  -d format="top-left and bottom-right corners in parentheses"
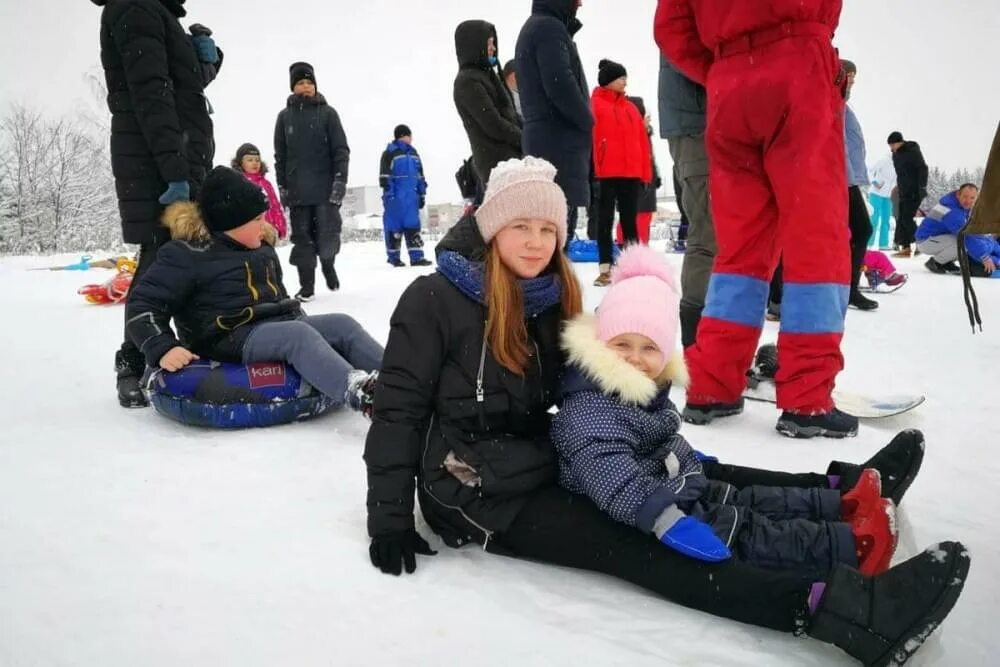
top-left (894, 196), bottom-right (921, 248)
top-left (489, 484), bottom-right (814, 632)
top-left (848, 186), bottom-right (873, 295)
top-left (596, 177), bottom-right (641, 264)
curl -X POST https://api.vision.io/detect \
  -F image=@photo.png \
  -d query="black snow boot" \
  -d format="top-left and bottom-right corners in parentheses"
top-left (682, 398), bottom-right (744, 425)
top-left (776, 408), bottom-right (858, 439)
top-left (410, 258), bottom-right (433, 267)
top-left (321, 258), bottom-right (340, 291)
top-left (808, 541), bottom-right (970, 666)
top-left (115, 347), bottom-right (148, 408)
top-left (829, 429), bottom-right (925, 506)
top-left (849, 291), bottom-right (879, 311)
top-left (295, 266), bottom-right (315, 302)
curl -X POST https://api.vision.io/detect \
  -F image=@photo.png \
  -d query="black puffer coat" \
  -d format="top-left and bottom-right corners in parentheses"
top-left (453, 20), bottom-right (522, 185)
top-left (515, 0), bottom-right (593, 207)
top-left (892, 141), bottom-right (929, 204)
top-left (125, 203), bottom-right (299, 367)
top-left (93, 0), bottom-right (220, 244)
top-left (364, 217), bottom-right (564, 546)
top-left (273, 93), bottom-right (350, 206)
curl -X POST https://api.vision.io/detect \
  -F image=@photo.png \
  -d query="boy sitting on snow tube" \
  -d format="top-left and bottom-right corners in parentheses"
top-left (126, 166), bottom-right (382, 426)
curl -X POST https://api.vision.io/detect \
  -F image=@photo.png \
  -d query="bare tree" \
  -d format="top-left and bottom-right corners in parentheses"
top-left (0, 103), bottom-right (121, 254)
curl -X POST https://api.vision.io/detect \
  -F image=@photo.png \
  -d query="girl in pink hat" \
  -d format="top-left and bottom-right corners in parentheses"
top-left (552, 244), bottom-right (894, 577)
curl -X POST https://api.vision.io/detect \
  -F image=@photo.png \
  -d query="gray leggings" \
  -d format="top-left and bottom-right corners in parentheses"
top-left (242, 314), bottom-right (383, 404)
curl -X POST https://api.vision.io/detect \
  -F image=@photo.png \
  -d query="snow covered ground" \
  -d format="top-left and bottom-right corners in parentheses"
top-left (1, 242), bottom-right (997, 666)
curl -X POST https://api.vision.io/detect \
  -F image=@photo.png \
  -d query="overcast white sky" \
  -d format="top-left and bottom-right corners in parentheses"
top-left (1, 1), bottom-right (997, 201)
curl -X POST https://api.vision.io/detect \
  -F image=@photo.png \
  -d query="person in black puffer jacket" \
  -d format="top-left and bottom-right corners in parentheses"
top-left (274, 62), bottom-right (351, 301)
top-left (515, 0), bottom-right (593, 242)
top-left (93, 0), bottom-right (222, 408)
top-left (887, 131), bottom-right (929, 257)
top-left (453, 20), bottom-right (522, 189)
top-left (126, 167), bottom-right (381, 414)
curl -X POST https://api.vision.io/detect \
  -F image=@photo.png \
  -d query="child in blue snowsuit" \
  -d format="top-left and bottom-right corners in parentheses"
top-left (551, 246), bottom-right (896, 579)
top-left (379, 125), bottom-right (431, 267)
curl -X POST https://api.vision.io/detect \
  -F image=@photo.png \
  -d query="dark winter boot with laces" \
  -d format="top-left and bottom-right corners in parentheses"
top-left (828, 429), bottom-right (925, 506)
top-left (344, 369), bottom-right (379, 419)
top-left (776, 408), bottom-right (858, 439)
top-left (115, 347), bottom-right (148, 408)
top-left (807, 541), bottom-right (970, 667)
top-left (682, 397), bottom-right (745, 425)
top-left (321, 258), bottom-right (340, 291)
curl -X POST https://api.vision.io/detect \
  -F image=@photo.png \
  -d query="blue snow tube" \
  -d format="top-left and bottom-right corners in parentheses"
top-left (146, 360), bottom-right (335, 428)
top-left (566, 238), bottom-right (621, 263)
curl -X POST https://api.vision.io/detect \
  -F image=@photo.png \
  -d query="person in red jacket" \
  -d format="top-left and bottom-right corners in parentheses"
top-left (591, 59), bottom-right (652, 286)
top-left (655, 0), bottom-right (855, 439)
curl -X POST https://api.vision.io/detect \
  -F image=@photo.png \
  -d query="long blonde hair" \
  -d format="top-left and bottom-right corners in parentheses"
top-left (484, 246), bottom-right (582, 374)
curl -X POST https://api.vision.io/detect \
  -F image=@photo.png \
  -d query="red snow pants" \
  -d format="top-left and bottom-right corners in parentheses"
top-left (686, 25), bottom-right (850, 414)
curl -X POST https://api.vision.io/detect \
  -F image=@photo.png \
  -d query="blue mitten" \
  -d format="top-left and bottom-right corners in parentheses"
top-left (191, 35), bottom-right (219, 64)
top-left (692, 449), bottom-right (719, 464)
top-left (659, 516), bottom-right (731, 562)
top-left (159, 181), bottom-right (190, 205)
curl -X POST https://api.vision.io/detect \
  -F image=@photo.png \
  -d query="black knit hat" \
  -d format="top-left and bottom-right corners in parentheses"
top-left (887, 131), bottom-right (904, 145)
top-left (598, 59), bottom-right (627, 87)
top-left (394, 124), bottom-right (412, 140)
top-left (199, 166), bottom-right (269, 233)
top-left (235, 143), bottom-right (260, 163)
top-left (289, 61), bottom-right (316, 91)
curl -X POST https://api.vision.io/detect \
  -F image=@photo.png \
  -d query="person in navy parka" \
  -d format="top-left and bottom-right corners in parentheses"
top-left (515, 0), bottom-right (593, 243)
top-left (379, 125), bottom-right (432, 267)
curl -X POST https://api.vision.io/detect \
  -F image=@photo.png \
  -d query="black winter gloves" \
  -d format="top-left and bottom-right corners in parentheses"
top-left (329, 179), bottom-right (346, 207)
top-left (370, 529), bottom-right (436, 576)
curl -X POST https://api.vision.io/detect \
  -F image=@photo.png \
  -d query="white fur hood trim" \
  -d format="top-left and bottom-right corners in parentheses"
top-left (561, 314), bottom-right (689, 406)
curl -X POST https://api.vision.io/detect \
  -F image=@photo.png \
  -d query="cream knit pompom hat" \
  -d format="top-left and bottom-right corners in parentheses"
top-left (475, 156), bottom-right (568, 248)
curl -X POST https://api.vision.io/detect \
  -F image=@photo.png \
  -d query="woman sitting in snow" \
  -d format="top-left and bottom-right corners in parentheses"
top-left (363, 157), bottom-right (968, 667)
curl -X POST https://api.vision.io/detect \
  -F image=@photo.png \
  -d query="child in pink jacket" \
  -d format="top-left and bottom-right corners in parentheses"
top-left (862, 250), bottom-right (907, 291)
top-left (232, 143), bottom-right (288, 239)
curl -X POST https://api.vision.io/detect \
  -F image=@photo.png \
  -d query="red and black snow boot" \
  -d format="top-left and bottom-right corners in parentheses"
top-left (851, 498), bottom-right (897, 576)
top-left (829, 430), bottom-right (925, 506)
top-left (841, 468), bottom-right (882, 523)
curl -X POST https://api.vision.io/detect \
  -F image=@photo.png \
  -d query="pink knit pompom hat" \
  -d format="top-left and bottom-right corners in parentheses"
top-left (476, 157), bottom-right (568, 248)
top-left (596, 245), bottom-right (680, 375)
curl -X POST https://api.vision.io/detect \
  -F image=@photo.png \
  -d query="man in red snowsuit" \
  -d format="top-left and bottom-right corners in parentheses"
top-left (655, 0), bottom-right (855, 438)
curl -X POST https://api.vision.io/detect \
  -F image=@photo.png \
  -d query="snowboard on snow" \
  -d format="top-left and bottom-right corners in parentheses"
top-left (743, 377), bottom-right (925, 419)
top-left (743, 344), bottom-right (925, 419)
